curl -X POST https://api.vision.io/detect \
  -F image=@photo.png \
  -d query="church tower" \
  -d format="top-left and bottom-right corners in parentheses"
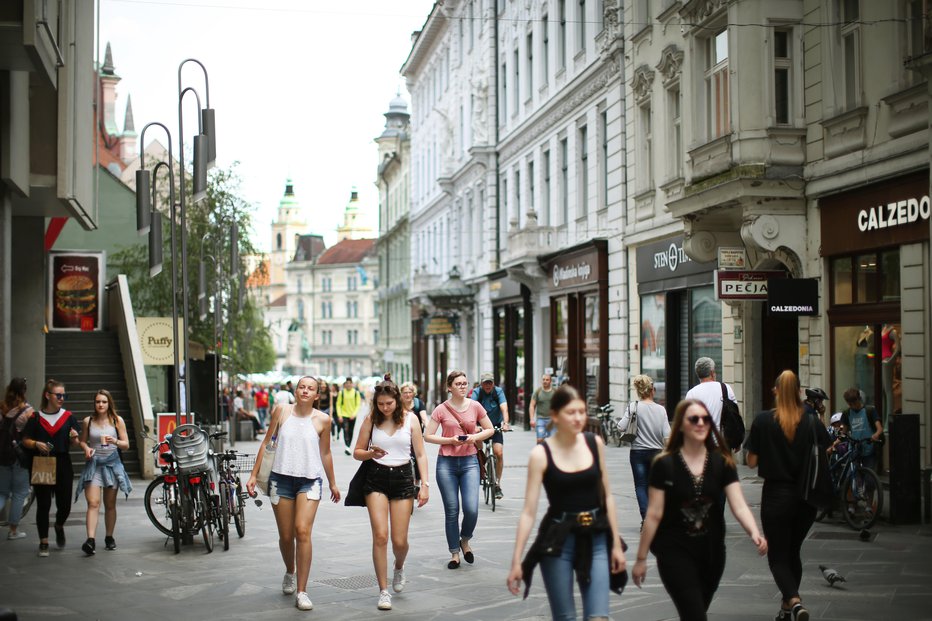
top-left (269, 179), bottom-right (307, 294)
top-left (336, 186), bottom-right (374, 241)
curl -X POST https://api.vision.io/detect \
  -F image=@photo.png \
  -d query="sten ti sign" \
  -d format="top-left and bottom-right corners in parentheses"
top-left (715, 270), bottom-right (786, 300)
top-left (636, 235), bottom-right (715, 284)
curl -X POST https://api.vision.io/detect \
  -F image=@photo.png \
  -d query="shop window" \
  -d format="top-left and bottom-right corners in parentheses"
top-left (830, 250), bottom-right (900, 305)
top-left (832, 257), bottom-right (853, 304)
top-left (690, 286), bottom-right (722, 376)
top-left (640, 293), bottom-right (666, 404)
top-left (552, 296), bottom-right (569, 384)
top-left (583, 294), bottom-right (600, 406)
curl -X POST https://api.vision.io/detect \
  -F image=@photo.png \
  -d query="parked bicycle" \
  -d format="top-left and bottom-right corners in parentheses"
top-left (596, 403), bottom-right (623, 447)
top-left (815, 438), bottom-right (883, 530)
top-left (478, 426), bottom-right (510, 512)
top-left (142, 429), bottom-right (184, 553)
top-left (210, 441), bottom-right (252, 551)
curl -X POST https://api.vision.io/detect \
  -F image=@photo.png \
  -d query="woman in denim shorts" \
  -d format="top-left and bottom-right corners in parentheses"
top-left (248, 376), bottom-right (341, 612)
top-left (353, 381), bottom-right (430, 611)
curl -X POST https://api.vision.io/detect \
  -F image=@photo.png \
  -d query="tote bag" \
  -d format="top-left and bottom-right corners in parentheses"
top-left (799, 415), bottom-right (833, 510)
top-left (256, 407), bottom-right (291, 496)
top-left (620, 402), bottom-right (639, 444)
top-left (31, 455), bottom-right (57, 486)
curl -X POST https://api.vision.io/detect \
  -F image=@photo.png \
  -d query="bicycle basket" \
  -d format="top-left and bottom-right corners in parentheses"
top-left (234, 454), bottom-right (255, 474)
top-left (168, 424), bottom-right (211, 473)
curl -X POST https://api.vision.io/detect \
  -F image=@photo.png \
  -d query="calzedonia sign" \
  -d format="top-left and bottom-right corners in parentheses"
top-left (767, 279), bottom-right (819, 316)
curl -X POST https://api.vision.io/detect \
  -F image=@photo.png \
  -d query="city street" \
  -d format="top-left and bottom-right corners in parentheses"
top-left (3, 428), bottom-right (931, 620)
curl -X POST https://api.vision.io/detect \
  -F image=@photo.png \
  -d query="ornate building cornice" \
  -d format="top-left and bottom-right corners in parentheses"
top-left (631, 65), bottom-right (655, 103)
top-left (656, 45), bottom-right (684, 86)
top-left (680, 0), bottom-right (730, 26)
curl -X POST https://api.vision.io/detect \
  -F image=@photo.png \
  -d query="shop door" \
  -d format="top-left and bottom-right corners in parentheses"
top-left (761, 312), bottom-right (798, 411)
top-left (494, 304), bottom-right (527, 425)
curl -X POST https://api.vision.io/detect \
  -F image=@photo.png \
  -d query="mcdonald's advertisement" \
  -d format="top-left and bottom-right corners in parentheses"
top-left (48, 252), bottom-right (104, 331)
top-left (156, 413), bottom-right (195, 467)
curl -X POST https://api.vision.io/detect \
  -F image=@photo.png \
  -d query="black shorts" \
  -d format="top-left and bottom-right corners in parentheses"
top-left (364, 461), bottom-right (416, 501)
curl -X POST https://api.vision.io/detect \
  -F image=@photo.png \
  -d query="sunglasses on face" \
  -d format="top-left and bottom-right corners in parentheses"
top-left (686, 415), bottom-right (711, 426)
top-left (49, 392), bottom-right (66, 400)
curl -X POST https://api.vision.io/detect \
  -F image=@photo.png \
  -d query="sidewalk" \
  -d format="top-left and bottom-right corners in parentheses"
top-left (2, 428), bottom-right (931, 620)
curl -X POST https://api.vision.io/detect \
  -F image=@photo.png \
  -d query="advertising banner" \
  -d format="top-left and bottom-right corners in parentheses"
top-left (767, 278), bottom-right (819, 316)
top-left (137, 317), bottom-right (184, 365)
top-left (48, 252), bottom-right (104, 331)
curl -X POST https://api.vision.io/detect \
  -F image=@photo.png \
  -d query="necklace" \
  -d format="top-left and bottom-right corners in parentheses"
top-left (678, 450), bottom-right (709, 496)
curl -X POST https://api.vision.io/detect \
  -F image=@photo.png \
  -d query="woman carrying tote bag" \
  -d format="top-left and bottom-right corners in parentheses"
top-left (618, 374), bottom-right (670, 525)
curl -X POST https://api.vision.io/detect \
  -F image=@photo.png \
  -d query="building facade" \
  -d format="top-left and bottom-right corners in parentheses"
top-left (375, 94), bottom-right (413, 383)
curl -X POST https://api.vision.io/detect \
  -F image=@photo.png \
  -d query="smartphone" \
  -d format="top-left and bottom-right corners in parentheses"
top-left (457, 435), bottom-right (468, 441)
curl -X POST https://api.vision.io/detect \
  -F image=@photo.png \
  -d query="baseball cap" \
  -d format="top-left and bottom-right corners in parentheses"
top-left (480, 372), bottom-right (494, 383)
top-left (830, 412), bottom-right (843, 424)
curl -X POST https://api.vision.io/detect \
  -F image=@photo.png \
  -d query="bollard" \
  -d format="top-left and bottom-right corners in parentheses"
top-left (923, 467), bottom-right (932, 523)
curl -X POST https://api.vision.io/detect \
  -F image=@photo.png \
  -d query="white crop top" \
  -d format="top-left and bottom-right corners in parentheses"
top-left (371, 412), bottom-right (415, 467)
top-left (271, 409), bottom-right (323, 479)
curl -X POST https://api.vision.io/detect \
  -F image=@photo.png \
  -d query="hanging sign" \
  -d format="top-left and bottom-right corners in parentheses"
top-left (715, 270), bottom-right (786, 300)
top-left (767, 278), bottom-right (819, 316)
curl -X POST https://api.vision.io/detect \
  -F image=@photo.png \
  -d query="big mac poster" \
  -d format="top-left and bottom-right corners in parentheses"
top-left (48, 252), bottom-right (104, 331)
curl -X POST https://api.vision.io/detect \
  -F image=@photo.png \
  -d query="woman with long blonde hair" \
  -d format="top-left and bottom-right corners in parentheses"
top-left (632, 399), bottom-right (766, 620)
top-left (746, 369), bottom-right (830, 621)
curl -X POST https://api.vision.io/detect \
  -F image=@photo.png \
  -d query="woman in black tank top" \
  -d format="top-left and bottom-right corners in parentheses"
top-left (507, 385), bottom-right (626, 620)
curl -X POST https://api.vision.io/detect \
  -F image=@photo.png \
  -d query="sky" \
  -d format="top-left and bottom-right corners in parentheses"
top-left (99, 0), bottom-right (436, 251)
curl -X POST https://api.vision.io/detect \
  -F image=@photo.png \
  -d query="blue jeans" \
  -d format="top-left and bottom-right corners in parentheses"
top-left (539, 531), bottom-right (610, 620)
top-left (630, 449), bottom-right (659, 520)
top-left (0, 462), bottom-right (30, 528)
top-left (536, 417), bottom-right (553, 440)
top-left (435, 455), bottom-right (480, 553)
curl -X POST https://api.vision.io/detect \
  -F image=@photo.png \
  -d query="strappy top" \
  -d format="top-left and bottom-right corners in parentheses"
top-left (541, 433), bottom-right (601, 512)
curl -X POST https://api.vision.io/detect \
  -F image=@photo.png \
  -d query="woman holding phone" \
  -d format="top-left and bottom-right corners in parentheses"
top-left (424, 371), bottom-right (494, 569)
top-left (353, 381), bottom-right (430, 610)
top-left (75, 389), bottom-right (132, 555)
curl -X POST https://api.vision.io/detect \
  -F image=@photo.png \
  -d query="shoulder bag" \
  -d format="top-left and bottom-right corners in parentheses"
top-left (799, 414), bottom-right (833, 510)
top-left (31, 454), bottom-right (57, 486)
top-left (256, 406), bottom-right (292, 496)
top-left (620, 402), bottom-right (639, 444)
top-left (586, 432), bottom-right (628, 593)
top-left (345, 416), bottom-right (377, 507)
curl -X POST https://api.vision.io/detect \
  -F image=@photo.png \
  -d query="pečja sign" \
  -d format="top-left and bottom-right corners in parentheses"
top-left (715, 270), bottom-right (786, 300)
top-left (767, 278), bottom-right (819, 316)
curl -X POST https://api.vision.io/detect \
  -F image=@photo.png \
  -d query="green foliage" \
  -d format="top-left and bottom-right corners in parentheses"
top-left (111, 162), bottom-right (275, 376)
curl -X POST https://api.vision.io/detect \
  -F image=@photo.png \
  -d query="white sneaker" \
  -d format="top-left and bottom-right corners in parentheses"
top-left (295, 591), bottom-right (313, 611)
top-left (392, 566), bottom-right (406, 593)
top-left (377, 590), bottom-right (392, 611)
top-left (282, 572), bottom-right (296, 595)
top-left (7, 531), bottom-right (26, 540)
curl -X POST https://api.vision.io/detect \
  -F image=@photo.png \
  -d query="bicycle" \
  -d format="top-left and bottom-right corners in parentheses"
top-left (169, 424), bottom-right (216, 553)
top-left (596, 403), bottom-right (623, 447)
top-left (478, 426), bottom-right (510, 512)
top-left (211, 443), bottom-right (253, 551)
top-left (815, 438), bottom-right (883, 530)
top-left (142, 430), bottom-right (184, 553)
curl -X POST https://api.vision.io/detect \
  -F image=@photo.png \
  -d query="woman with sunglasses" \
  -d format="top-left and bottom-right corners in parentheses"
top-left (507, 385), bottom-right (626, 620)
top-left (0, 377), bottom-right (34, 540)
top-left (247, 376), bottom-right (340, 612)
top-left (632, 399), bottom-right (766, 621)
top-left (354, 381), bottom-right (430, 610)
top-left (20, 379), bottom-right (81, 557)
top-left (745, 370), bottom-right (831, 621)
top-left (424, 370), bottom-right (494, 569)
top-left (75, 389), bottom-right (132, 555)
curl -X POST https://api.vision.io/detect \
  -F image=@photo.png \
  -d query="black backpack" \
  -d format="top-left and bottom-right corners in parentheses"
top-left (719, 382), bottom-right (745, 451)
top-left (0, 412), bottom-right (20, 467)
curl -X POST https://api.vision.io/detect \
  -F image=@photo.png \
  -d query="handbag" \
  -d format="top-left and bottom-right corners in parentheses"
top-left (345, 416), bottom-right (377, 507)
top-left (31, 455), bottom-right (57, 486)
top-left (256, 406), bottom-right (292, 496)
top-left (620, 402), bottom-right (639, 444)
top-left (799, 415), bottom-right (833, 510)
top-left (587, 431), bottom-right (628, 593)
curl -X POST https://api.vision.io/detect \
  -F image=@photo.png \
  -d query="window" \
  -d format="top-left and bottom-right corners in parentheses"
top-left (346, 301), bottom-right (352, 317)
top-left (831, 251), bottom-right (900, 306)
top-left (276, 232), bottom-right (282, 249)
top-left (501, 61), bottom-right (508, 122)
top-left (773, 28), bottom-right (791, 125)
top-left (347, 330), bottom-right (353, 345)
top-left (909, 0), bottom-right (925, 59)
top-left (296, 277), bottom-right (302, 294)
top-left (578, 125), bottom-right (588, 218)
top-left (297, 299), bottom-right (304, 321)
top-left (705, 29), bottom-right (731, 139)
top-left (528, 159), bottom-right (536, 213)
top-left (468, 1), bottom-right (475, 50)
top-left (526, 32), bottom-right (534, 95)
top-left (542, 13), bottom-right (550, 83)
top-left (595, 0), bottom-right (603, 31)
top-left (558, 0), bottom-right (567, 69)
top-left (639, 101), bottom-right (653, 188)
top-left (501, 178), bottom-right (509, 238)
top-left (543, 149), bottom-right (551, 225)
top-left (514, 169), bottom-right (521, 223)
top-left (373, 329), bottom-right (379, 344)
top-left (668, 86), bottom-right (682, 178)
top-left (353, 301), bottom-right (359, 318)
top-left (513, 48), bottom-right (520, 110)
top-left (577, 0), bottom-right (586, 52)
top-left (347, 276), bottom-right (357, 291)
top-left (640, 293), bottom-right (666, 404)
top-left (841, 0), bottom-right (861, 109)
top-left (599, 109), bottom-right (608, 210)
top-left (560, 137), bottom-right (569, 224)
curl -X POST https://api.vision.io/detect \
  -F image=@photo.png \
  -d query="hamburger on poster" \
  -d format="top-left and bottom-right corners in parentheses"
top-left (55, 274), bottom-right (96, 316)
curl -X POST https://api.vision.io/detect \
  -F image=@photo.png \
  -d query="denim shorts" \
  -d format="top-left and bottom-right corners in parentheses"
top-left (535, 417), bottom-right (553, 440)
top-left (268, 471), bottom-right (323, 503)
top-left (364, 462), bottom-right (416, 501)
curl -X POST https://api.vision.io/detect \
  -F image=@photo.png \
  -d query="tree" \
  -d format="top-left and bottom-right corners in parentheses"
top-left (111, 162), bottom-right (275, 376)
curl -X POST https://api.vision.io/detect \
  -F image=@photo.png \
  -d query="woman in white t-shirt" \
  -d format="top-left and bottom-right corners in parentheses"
top-left (353, 381), bottom-right (430, 611)
top-left (247, 376), bottom-right (340, 613)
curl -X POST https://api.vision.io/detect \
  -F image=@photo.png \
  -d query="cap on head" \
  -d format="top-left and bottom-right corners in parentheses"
top-left (480, 372), bottom-right (494, 384)
top-left (830, 412), bottom-right (843, 424)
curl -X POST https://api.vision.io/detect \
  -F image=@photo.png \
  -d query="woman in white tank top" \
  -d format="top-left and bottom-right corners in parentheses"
top-left (353, 381), bottom-right (430, 611)
top-left (247, 376), bottom-right (340, 612)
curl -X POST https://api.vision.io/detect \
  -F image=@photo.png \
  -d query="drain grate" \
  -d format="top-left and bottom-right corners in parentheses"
top-left (314, 575), bottom-right (380, 590)
top-left (809, 530), bottom-right (876, 542)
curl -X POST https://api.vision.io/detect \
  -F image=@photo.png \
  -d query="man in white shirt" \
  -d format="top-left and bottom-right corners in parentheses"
top-left (273, 384), bottom-right (295, 407)
top-left (684, 357), bottom-right (736, 429)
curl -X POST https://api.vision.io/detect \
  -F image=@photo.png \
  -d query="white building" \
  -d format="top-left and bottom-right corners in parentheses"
top-left (402, 1), bottom-right (627, 412)
top-left (375, 94), bottom-right (413, 382)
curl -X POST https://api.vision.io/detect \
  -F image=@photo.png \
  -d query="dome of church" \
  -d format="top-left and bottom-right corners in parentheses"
top-left (388, 94), bottom-right (408, 115)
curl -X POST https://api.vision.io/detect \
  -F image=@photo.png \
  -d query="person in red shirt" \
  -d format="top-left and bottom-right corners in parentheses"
top-left (255, 386), bottom-right (270, 428)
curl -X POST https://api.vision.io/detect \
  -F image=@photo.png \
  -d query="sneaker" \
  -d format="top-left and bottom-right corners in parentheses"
top-left (392, 566), bottom-right (406, 593)
top-left (295, 592), bottom-right (313, 611)
top-left (344, 448), bottom-right (351, 456)
top-left (775, 609), bottom-right (791, 621)
top-left (282, 572), bottom-right (296, 595)
top-left (792, 603), bottom-right (810, 621)
top-left (494, 485), bottom-right (503, 500)
top-left (377, 590), bottom-right (392, 611)
top-left (81, 538), bottom-right (95, 556)
top-left (54, 525), bottom-right (65, 549)
top-left (37, 543), bottom-right (49, 558)
top-left (7, 531), bottom-right (26, 540)
top-left (105, 536), bottom-right (116, 550)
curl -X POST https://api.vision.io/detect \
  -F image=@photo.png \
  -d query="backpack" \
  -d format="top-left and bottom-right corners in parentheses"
top-left (0, 409), bottom-right (23, 467)
top-left (719, 382), bottom-right (745, 451)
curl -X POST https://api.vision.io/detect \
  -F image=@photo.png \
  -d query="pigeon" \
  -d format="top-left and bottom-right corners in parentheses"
top-left (819, 565), bottom-right (846, 586)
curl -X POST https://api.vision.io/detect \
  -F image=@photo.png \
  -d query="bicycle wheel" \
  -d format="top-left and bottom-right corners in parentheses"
top-left (144, 476), bottom-right (173, 537)
top-left (170, 499), bottom-right (181, 554)
top-left (487, 454), bottom-right (498, 512)
top-left (598, 421), bottom-right (609, 444)
top-left (843, 466), bottom-right (882, 530)
top-left (233, 480), bottom-right (246, 538)
top-left (196, 484), bottom-right (214, 553)
top-left (218, 482), bottom-right (230, 551)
